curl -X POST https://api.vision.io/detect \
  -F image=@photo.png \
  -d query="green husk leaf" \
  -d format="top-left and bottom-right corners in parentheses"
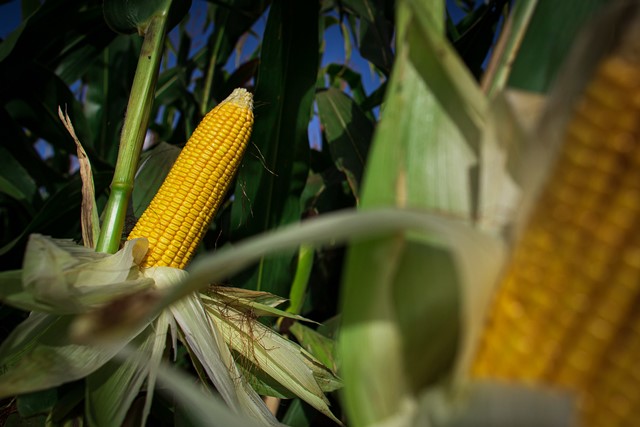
top-left (148, 268), bottom-right (280, 426)
top-left (0, 313), bottom-right (140, 398)
top-left (207, 287), bottom-right (316, 323)
top-left (416, 381), bottom-right (576, 427)
top-left (21, 235), bottom-right (153, 313)
top-left (204, 296), bottom-right (342, 425)
top-left (85, 312), bottom-right (171, 427)
top-left (0, 270), bottom-right (54, 313)
top-left (123, 346), bottom-right (263, 427)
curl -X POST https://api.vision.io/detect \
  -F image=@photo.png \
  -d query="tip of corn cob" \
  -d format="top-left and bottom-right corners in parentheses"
top-left (225, 87), bottom-right (254, 110)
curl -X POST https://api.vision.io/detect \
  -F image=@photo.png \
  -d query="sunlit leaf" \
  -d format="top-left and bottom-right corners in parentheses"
top-left (0, 313), bottom-right (141, 398)
top-left (316, 88), bottom-right (373, 200)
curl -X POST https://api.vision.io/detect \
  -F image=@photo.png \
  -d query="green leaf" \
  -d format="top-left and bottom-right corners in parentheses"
top-left (316, 88), bottom-right (373, 200)
top-left (452, 0), bottom-right (509, 80)
top-left (0, 171), bottom-right (112, 257)
top-left (324, 63), bottom-right (367, 107)
top-left (289, 322), bottom-right (338, 373)
top-left (341, 0), bottom-right (394, 75)
top-left (281, 398), bottom-right (314, 427)
top-left (0, 314), bottom-right (138, 398)
top-left (4, 64), bottom-right (94, 158)
top-left (103, 0), bottom-right (191, 34)
top-left (0, 0), bottom-right (114, 77)
top-left (84, 35), bottom-right (142, 165)
top-left (404, 0), bottom-right (487, 153)
top-left (198, 0), bottom-right (269, 111)
top-left (0, 145), bottom-right (38, 211)
top-left (0, 107), bottom-right (61, 191)
top-left (230, 0), bottom-right (320, 296)
top-left (205, 296), bottom-right (342, 424)
top-left (85, 318), bottom-right (168, 427)
top-left (335, 1), bottom-right (502, 424)
top-left (508, 0), bottom-right (610, 93)
top-left (17, 388), bottom-right (58, 418)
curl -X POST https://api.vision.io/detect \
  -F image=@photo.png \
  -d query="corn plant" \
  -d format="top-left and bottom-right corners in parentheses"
top-left (0, 0), bottom-right (633, 426)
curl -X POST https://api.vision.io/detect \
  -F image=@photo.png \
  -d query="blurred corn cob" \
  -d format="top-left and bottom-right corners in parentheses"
top-left (471, 17), bottom-right (640, 427)
top-left (128, 88), bottom-right (253, 269)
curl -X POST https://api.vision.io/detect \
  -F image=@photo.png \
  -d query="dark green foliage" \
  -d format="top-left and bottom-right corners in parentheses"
top-left (0, 0), bottom-right (513, 424)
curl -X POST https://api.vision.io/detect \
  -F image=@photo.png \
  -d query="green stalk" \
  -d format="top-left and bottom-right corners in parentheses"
top-left (481, 0), bottom-right (539, 97)
top-left (95, 13), bottom-right (169, 254)
top-left (287, 245), bottom-right (314, 315)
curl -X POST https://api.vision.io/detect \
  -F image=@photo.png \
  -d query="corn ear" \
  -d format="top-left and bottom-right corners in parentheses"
top-left (472, 20), bottom-right (640, 427)
top-left (128, 88), bottom-right (254, 269)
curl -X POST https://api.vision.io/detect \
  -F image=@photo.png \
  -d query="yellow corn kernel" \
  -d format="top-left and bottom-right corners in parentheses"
top-left (128, 88), bottom-right (253, 269)
top-left (471, 37), bottom-right (640, 427)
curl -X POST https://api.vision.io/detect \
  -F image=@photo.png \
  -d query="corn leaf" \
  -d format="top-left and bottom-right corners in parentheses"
top-left (0, 172), bottom-right (112, 257)
top-left (324, 63), bottom-right (368, 108)
top-left (85, 311), bottom-right (171, 427)
top-left (102, 0), bottom-right (190, 35)
top-left (0, 145), bottom-right (39, 212)
top-left (21, 235), bottom-right (152, 314)
top-left (336, 1), bottom-right (504, 425)
top-left (0, 313), bottom-right (140, 398)
top-left (229, 0), bottom-right (319, 297)
top-left (84, 35), bottom-right (142, 165)
top-left (131, 349), bottom-right (263, 427)
top-left (205, 297), bottom-right (342, 425)
top-left (316, 88), bottom-right (373, 201)
top-left (508, 0), bottom-right (610, 93)
top-left (0, 0), bottom-right (114, 83)
top-left (289, 322), bottom-right (338, 374)
top-left (341, 0), bottom-right (394, 75)
top-left (148, 268), bottom-right (280, 426)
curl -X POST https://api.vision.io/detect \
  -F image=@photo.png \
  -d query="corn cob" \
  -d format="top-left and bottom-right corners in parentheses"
top-left (128, 88), bottom-right (253, 269)
top-left (471, 30), bottom-right (640, 427)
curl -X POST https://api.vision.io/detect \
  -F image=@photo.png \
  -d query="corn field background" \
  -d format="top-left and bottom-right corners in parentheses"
top-left (0, 0), bottom-right (622, 425)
